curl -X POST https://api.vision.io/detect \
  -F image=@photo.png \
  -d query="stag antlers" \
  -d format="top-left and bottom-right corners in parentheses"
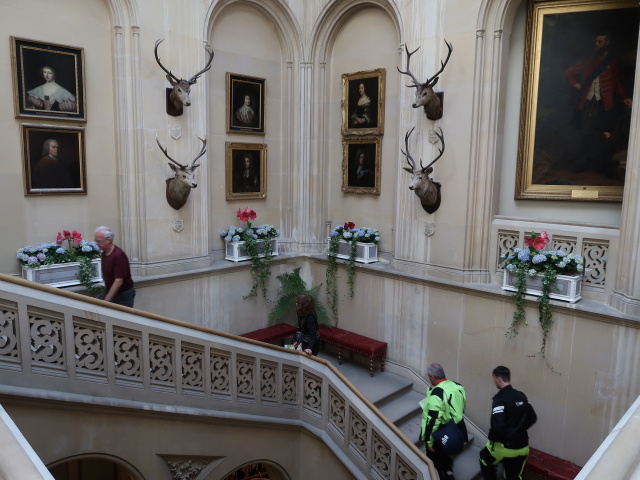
top-left (154, 39), bottom-right (214, 114)
top-left (401, 127), bottom-right (445, 214)
top-left (156, 136), bottom-right (207, 210)
top-left (397, 40), bottom-right (453, 120)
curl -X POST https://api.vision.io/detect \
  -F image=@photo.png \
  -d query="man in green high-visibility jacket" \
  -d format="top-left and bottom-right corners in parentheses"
top-left (421, 363), bottom-right (468, 480)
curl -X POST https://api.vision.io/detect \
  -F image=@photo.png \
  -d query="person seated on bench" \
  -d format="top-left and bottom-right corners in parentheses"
top-left (293, 294), bottom-right (320, 356)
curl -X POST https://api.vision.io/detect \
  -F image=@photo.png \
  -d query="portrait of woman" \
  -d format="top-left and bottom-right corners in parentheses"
top-left (12, 37), bottom-right (86, 121)
top-left (235, 94), bottom-right (256, 126)
top-left (350, 83), bottom-right (372, 127)
top-left (26, 65), bottom-right (77, 112)
top-left (341, 68), bottom-right (385, 135)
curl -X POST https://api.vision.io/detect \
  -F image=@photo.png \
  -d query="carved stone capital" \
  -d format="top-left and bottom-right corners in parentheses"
top-left (159, 455), bottom-right (217, 480)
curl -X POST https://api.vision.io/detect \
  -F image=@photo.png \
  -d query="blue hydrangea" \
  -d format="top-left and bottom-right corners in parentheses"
top-left (27, 256), bottom-right (38, 265)
top-left (374, 236), bottom-right (380, 242)
top-left (527, 269), bottom-right (537, 276)
top-left (557, 261), bottom-right (567, 269)
top-left (246, 229), bottom-right (254, 236)
top-left (225, 235), bottom-right (232, 242)
top-left (276, 230), bottom-right (281, 236)
top-left (81, 245), bottom-right (92, 252)
top-left (236, 228), bottom-right (244, 234)
top-left (343, 232), bottom-right (352, 239)
top-left (220, 230), bottom-right (228, 237)
top-left (56, 248), bottom-right (66, 254)
top-left (517, 250), bottom-right (530, 262)
top-left (532, 254), bottom-right (547, 264)
top-left (577, 264), bottom-right (584, 272)
top-left (232, 235), bottom-right (240, 242)
top-left (506, 264), bottom-right (517, 272)
top-left (36, 253), bottom-right (46, 261)
top-left (330, 231), bottom-right (339, 236)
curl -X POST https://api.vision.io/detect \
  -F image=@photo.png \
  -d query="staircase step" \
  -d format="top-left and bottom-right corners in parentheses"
top-left (378, 389), bottom-right (425, 425)
top-left (398, 412), bottom-right (424, 446)
top-left (452, 444), bottom-right (483, 480)
top-left (322, 354), bottom-right (413, 405)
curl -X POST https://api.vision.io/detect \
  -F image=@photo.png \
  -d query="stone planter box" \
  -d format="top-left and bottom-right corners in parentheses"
top-left (502, 270), bottom-right (583, 303)
top-left (225, 238), bottom-right (279, 262)
top-left (21, 259), bottom-right (102, 288)
top-left (327, 238), bottom-right (378, 264)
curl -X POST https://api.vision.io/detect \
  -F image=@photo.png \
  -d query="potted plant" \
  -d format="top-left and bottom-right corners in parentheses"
top-left (17, 229), bottom-right (103, 294)
top-left (220, 207), bottom-right (280, 299)
top-left (268, 267), bottom-right (331, 327)
top-left (325, 222), bottom-right (380, 323)
top-left (500, 230), bottom-right (584, 361)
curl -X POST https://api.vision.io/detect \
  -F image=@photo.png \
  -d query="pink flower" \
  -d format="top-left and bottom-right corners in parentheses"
top-left (56, 232), bottom-right (64, 245)
top-left (524, 231), bottom-right (550, 252)
top-left (344, 222), bottom-right (355, 230)
top-left (62, 230), bottom-right (71, 240)
top-left (71, 230), bottom-right (83, 244)
top-left (237, 207), bottom-right (257, 223)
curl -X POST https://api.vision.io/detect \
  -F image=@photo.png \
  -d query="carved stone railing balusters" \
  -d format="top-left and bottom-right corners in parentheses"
top-left (0, 300), bottom-right (20, 371)
top-left (0, 277), bottom-right (432, 480)
top-left (181, 343), bottom-right (204, 396)
top-left (29, 307), bottom-right (65, 377)
top-left (73, 317), bottom-right (106, 383)
top-left (496, 230), bottom-right (519, 270)
top-left (582, 240), bottom-right (608, 289)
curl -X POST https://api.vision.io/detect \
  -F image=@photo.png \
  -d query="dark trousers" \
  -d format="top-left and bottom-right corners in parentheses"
top-left (479, 441), bottom-right (529, 480)
top-left (99, 287), bottom-right (135, 308)
top-left (426, 446), bottom-right (453, 480)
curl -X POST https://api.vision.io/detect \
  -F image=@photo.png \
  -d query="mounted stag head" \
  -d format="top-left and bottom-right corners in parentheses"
top-left (401, 127), bottom-right (445, 214)
top-left (156, 136), bottom-right (207, 210)
top-left (397, 41), bottom-right (453, 120)
top-left (154, 39), bottom-right (214, 116)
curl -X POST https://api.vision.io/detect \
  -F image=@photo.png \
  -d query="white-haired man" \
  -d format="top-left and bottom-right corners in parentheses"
top-left (94, 226), bottom-right (135, 307)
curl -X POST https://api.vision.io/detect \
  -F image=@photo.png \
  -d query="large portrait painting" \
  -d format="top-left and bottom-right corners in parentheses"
top-left (11, 37), bottom-right (86, 122)
top-left (341, 68), bottom-right (386, 136)
top-left (342, 137), bottom-right (381, 195)
top-left (516, 0), bottom-right (639, 202)
top-left (226, 73), bottom-right (265, 135)
top-left (22, 124), bottom-right (87, 195)
top-left (225, 142), bottom-right (267, 200)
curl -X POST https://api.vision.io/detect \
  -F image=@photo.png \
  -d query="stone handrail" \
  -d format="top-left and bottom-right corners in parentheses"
top-left (0, 274), bottom-right (436, 480)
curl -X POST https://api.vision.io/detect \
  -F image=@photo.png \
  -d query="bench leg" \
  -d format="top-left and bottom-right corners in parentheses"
top-left (369, 356), bottom-right (374, 377)
top-left (338, 346), bottom-right (343, 365)
top-left (380, 356), bottom-right (385, 372)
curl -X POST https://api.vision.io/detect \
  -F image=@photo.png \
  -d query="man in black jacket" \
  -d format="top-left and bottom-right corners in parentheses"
top-left (479, 366), bottom-right (537, 480)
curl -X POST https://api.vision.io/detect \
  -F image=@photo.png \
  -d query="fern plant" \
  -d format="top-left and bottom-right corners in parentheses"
top-left (268, 267), bottom-right (330, 326)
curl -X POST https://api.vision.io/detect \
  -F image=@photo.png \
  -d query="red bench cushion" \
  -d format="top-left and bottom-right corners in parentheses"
top-left (319, 325), bottom-right (387, 357)
top-left (240, 323), bottom-right (297, 343)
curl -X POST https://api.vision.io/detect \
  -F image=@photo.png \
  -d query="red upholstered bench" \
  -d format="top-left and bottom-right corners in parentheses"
top-left (526, 447), bottom-right (581, 480)
top-left (319, 325), bottom-right (387, 377)
top-left (240, 323), bottom-right (297, 345)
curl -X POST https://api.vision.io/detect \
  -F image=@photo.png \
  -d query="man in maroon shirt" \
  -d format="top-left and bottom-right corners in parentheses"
top-left (94, 226), bottom-right (135, 307)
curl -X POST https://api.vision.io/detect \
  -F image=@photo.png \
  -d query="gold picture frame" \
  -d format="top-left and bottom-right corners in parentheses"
top-left (21, 123), bottom-right (87, 195)
top-left (226, 73), bottom-right (265, 135)
top-left (342, 136), bottom-right (381, 195)
top-left (225, 142), bottom-right (267, 200)
top-left (515, 0), bottom-right (638, 202)
top-left (11, 37), bottom-right (86, 122)
top-left (341, 68), bottom-right (386, 136)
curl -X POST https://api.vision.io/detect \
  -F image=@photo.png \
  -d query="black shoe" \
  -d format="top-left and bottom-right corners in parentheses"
top-left (444, 471), bottom-right (455, 480)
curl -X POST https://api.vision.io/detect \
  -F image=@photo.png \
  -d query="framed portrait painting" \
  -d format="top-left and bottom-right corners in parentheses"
top-left (11, 37), bottom-right (86, 122)
top-left (342, 137), bottom-right (381, 195)
top-left (341, 68), bottom-right (386, 136)
top-left (226, 73), bottom-right (266, 135)
top-left (515, 0), bottom-right (639, 202)
top-left (22, 124), bottom-right (87, 195)
top-left (225, 142), bottom-right (267, 200)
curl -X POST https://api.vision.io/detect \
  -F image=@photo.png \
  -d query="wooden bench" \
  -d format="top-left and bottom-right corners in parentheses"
top-left (240, 323), bottom-right (297, 345)
top-left (319, 325), bottom-right (387, 377)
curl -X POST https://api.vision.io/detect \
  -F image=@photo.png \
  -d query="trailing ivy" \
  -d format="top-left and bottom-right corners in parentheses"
top-left (325, 234), bottom-right (340, 324)
top-left (243, 235), bottom-right (275, 300)
top-left (77, 256), bottom-right (105, 297)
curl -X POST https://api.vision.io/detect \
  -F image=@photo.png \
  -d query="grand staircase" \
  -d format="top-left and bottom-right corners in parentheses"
top-left (322, 354), bottom-right (483, 480)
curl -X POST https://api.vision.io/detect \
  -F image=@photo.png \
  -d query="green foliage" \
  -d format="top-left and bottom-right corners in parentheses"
top-left (325, 235), bottom-right (340, 323)
top-left (268, 267), bottom-right (330, 326)
top-left (243, 236), bottom-right (276, 300)
top-left (77, 256), bottom-right (104, 297)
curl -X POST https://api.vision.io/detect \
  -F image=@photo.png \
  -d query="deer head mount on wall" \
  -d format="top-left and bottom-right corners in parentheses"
top-left (154, 39), bottom-right (214, 117)
top-left (401, 127), bottom-right (445, 214)
top-left (397, 41), bottom-right (453, 121)
top-left (156, 136), bottom-right (207, 210)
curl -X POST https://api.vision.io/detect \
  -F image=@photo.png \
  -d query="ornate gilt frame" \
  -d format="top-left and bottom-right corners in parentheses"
top-left (341, 68), bottom-right (386, 136)
top-left (515, 0), bottom-right (638, 202)
top-left (341, 136), bottom-right (382, 195)
top-left (225, 142), bottom-right (267, 200)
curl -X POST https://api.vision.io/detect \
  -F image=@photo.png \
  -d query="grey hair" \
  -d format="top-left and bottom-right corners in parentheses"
top-left (95, 226), bottom-right (114, 241)
top-left (427, 363), bottom-right (446, 380)
top-left (41, 139), bottom-right (58, 157)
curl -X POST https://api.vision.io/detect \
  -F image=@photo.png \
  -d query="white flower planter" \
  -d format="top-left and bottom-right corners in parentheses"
top-left (502, 270), bottom-right (583, 303)
top-left (327, 238), bottom-right (378, 264)
top-left (21, 259), bottom-right (102, 288)
top-left (225, 238), bottom-right (279, 262)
